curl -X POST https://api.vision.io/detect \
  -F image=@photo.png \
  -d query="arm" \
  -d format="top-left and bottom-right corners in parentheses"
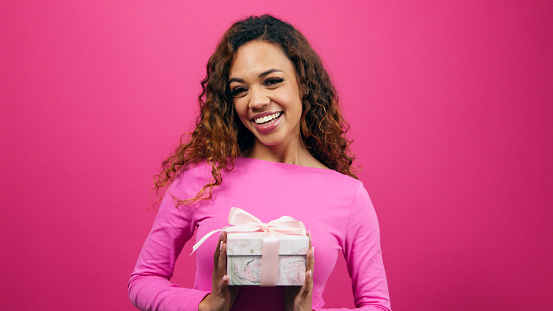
top-left (127, 180), bottom-right (209, 311)
top-left (316, 184), bottom-right (392, 311)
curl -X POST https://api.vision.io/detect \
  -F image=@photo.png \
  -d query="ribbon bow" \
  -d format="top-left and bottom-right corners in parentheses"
top-left (192, 207), bottom-right (307, 286)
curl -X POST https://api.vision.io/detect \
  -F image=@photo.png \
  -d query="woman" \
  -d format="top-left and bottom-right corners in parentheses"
top-left (128, 15), bottom-right (391, 311)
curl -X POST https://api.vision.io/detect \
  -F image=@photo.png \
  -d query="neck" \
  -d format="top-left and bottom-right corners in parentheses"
top-left (245, 139), bottom-right (327, 169)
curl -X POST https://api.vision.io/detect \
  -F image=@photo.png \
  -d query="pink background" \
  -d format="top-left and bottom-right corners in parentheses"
top-left (2, 1), bottom-right (552, 310)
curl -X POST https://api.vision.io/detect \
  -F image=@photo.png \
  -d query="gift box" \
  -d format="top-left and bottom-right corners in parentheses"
top-left (226, 232), bottom-right (309, 286)
top-left (192, 207), bottom-right (309, 286)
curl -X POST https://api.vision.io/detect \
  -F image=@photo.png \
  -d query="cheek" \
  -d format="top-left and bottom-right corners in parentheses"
top-left (285, 94), bottom-right (303, 116)
top-left (233, 100), bottom-right (245, 116)
top-left (233, 101), bottom-right (249, 124)
top-left (286, 86), bottom-right (303, 114)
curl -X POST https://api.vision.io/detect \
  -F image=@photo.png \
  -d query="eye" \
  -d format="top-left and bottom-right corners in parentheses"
top-left (230, 86), bottom-right (247, 97)
top-left (264, 77), bottom-right (284, 87)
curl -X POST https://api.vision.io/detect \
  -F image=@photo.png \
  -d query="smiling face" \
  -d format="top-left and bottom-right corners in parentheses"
top-left (229, 40), bottom-right (303, 151)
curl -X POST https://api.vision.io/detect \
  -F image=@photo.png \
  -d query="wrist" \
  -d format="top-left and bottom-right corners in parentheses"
top-left (198, 294), bottom-right (211, 311)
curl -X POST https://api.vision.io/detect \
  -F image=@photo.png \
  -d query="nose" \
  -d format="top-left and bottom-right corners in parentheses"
top-left (249, 87), bottom-right (270, 110)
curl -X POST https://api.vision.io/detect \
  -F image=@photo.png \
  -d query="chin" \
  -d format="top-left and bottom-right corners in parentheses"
top-left (252, 134), bottom-right (288, 147)
top-left (256, 139), bottom-right (282, 147)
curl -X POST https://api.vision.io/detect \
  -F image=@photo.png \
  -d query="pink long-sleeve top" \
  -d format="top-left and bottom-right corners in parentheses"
top-left (128, 157), bottom-right (391, 310)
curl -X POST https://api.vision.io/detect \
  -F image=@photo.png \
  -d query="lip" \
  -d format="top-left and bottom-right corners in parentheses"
top-left (250, 111), bottom-right (283, 121)
top-left (252, 112), bottom-right (283, 133)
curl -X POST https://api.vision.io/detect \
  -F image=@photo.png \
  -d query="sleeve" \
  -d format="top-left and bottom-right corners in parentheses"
top-left (316, 183), bottom-right (392, 311)
top-left (127, 178), bottom-right (210, 311)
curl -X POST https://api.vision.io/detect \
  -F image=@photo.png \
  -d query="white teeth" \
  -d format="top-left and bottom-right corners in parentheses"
top-left (254, 112), bottom-right (281, 124)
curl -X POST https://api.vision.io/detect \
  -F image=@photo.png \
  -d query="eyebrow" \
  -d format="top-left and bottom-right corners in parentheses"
top-left (229, 69), bottom-right (282, 84)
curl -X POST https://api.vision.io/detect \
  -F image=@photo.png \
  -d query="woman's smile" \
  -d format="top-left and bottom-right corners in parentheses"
top-left (252, 111), bottom-right (283, 132)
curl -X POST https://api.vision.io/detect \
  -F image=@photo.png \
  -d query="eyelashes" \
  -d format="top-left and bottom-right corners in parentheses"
top-left (230, 77), bottom-right (284, 97)
top-left (264, 77), bottom-right (283, 86)
top-left (230, 86), bottom-right (247, 97)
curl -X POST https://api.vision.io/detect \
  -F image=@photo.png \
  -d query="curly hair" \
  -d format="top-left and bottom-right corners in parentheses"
top-left (153, 14), bottom-right (357, 207)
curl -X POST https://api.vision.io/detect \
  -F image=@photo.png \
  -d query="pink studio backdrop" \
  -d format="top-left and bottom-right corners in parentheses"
top-left (1, 1), bottom-right (552, 310)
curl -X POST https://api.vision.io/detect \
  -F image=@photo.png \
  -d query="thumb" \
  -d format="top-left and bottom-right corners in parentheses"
top-left (217, 275), bottom-right (230, 295)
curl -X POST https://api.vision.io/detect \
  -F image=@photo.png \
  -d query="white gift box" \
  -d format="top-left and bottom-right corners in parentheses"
top-left (226, 232), bottom-right (309, 286)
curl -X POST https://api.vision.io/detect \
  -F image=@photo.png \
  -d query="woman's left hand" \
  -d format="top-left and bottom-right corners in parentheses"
top-left (284, 234), bottom-right (314, 311)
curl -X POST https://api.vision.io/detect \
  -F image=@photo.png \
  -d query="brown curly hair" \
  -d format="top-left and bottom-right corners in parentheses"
top-left (153, 14), bottom-right (357, 207)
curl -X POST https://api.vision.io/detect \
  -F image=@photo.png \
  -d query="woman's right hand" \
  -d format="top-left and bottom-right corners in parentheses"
top-left (198, 231), bottom-right (240, 311)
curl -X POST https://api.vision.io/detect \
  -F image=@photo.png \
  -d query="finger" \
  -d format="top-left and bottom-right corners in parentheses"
top-left (306, 246), bottom-right (315, 273)
top-left (217, 232), bottom-right (228, 279)
top-left (306, 267), bottom-right (314, 289)
top-left (300, 246), bottom-right (314, 297)
top-left (217, 275), bottom-right (229, 295)
top-left (306, 231), bottom-right (314, 274)
top-left (213, 231), bottom-right (224, 267)
top-left (299, 269), bottom-right (313, 298)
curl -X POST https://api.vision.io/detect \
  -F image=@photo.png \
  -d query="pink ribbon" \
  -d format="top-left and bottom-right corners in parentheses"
top-left (192, 207), bottom-right (307, 286)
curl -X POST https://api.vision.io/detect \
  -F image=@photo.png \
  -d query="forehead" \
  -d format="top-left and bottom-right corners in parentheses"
top-left (229, 41), bottom-right (295, 78)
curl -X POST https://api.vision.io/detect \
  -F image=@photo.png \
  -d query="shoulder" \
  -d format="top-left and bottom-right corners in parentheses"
top-left (314, 168), bottom-right (364, 198)
top-left (167, 161), bottom-right (213, 199)
top-left (175, 161), bottom-right (212, 179)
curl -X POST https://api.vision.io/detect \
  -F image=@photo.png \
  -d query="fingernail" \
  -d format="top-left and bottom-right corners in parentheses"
top-left (220, 241), bottom-right (223, 251)
top-left (312, 246), bottom-right (315, 258)
top-left (308, 269), bottom-right (312, 278)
